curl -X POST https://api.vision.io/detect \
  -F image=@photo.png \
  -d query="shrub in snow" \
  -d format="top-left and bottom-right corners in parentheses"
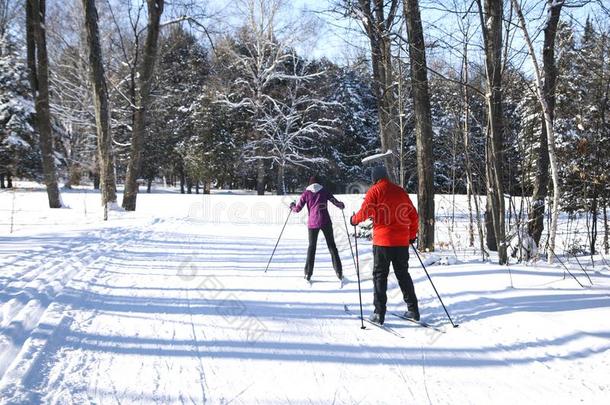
top-left (439, 255), bottom-right (459, 265)
top-left (423, 254), bottom-right (459, 266)
top-left (509, 229), bottom-right (537, 262)
top-left (565, 237), bottom-right (589, 256)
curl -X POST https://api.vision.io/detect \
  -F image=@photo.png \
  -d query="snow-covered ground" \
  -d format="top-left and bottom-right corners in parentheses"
top-left (1, 184), bottom-right (610, 404)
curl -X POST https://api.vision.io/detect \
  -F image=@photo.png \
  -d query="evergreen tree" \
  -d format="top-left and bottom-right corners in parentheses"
top-left (320, 62), bottom-right (379, 189)
top-left (0, 35), bottom-right (41, 186)
top-left (555, 20), bottom-right (610, 253)
top-left (144, 26), bottom-right (211, 192)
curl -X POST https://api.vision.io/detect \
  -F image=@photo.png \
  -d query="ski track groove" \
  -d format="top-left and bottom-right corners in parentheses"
top-left (1, 240), bottom-right (98, 382)
top-left (183, 221), bottom-right (212, 404)
top-left (420, 343), bottom-right (433, 405)
top-left (185, 287), bottom-right (208, 404)
top-left (0, 221), bottom-right (157, 401)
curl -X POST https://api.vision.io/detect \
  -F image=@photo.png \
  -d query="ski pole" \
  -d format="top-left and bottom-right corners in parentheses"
top-left (410, 244), bottom-right (459, 328)
top-left (342, 210), bottom-right (357, 271)
top-left (265, 208), bottom-right (292, 273)
top-left (353, 214), bottom-right (366, 330)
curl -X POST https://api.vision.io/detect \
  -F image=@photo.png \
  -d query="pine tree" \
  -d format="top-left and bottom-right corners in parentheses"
top-left (0, 34), bottom-right (41, 186)
top-left (144, 26), bottom-right (211, 192)
top-left (556, 20), bottom-right (610, 254)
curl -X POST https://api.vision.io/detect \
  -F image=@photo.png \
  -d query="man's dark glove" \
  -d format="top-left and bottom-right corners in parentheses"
top-left (337, 201), bottom-right (345, 210)
top-left (289, 201), bottom-right (296, 209)
top-left (409, 238), bottom-right (417, 245)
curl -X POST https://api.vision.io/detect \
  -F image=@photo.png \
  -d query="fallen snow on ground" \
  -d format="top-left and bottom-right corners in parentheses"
top-left (1, 184), bottom-right (609, 404)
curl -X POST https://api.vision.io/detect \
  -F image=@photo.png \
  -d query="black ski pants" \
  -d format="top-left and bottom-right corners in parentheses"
top-left (372, 245), bottom-right (418, 316)
top-left (305, 222), bottom-right (343, 279)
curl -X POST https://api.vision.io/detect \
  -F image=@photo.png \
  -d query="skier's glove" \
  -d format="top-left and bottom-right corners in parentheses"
top-left (289, 201), bottom-right (296, 210)
top-left (349, 215), bottom-right (357, 226)
top-left (337, 202), bottom-right (345, 210)
top-left (409, 238), bottom-right (417, 245)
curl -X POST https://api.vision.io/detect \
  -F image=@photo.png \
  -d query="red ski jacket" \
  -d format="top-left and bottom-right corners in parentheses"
top-left (351, 178), bottom-right (419, 246)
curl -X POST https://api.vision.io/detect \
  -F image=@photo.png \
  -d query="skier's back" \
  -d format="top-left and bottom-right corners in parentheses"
top-left (350, 165), bottom-right (419, 324)
top-left (291, 176), bottom-right (345, 283)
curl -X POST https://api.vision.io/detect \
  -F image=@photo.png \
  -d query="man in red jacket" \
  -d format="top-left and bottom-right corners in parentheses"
top-left (350, 165), bottom-right (420, 325)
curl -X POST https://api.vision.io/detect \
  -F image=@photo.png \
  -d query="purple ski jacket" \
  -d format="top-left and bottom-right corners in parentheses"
top-left (292, 183), bottom-right (344, 229)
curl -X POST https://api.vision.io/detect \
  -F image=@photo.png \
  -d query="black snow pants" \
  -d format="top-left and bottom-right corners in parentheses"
top-left (305, 222), bottom-right (343, 279)
top-left (372, 246), bottom-right (418, 316)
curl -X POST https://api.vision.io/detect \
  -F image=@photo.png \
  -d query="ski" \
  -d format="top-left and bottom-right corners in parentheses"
top-left (390, 312), bottom-right (445, 333)
top-left (344, 305), bottom-right (404, 339)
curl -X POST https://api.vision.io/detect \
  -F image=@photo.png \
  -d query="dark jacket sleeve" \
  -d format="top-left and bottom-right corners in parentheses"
top-left (328, 192), bottom-right (344, 209)
top-left (292, 192), bottom-right (307, 213)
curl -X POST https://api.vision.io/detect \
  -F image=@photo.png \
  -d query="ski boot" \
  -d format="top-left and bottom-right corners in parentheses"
top-left (368, 312), bottom-right (385, 325)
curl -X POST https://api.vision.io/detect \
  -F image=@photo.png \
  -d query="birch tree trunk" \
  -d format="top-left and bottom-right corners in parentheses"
top-left (27, 0), bottom-right (61, 208)
top-left (511, 0), bottom-right (561, 263)
top-left (82, 0), bottom-right (117, 208)
top-left (528, 0), bottom-right (563, 246)
top-left (122, 0), bottom-right (164, 211)
top-left (403, 0), bottom-right (435, 251)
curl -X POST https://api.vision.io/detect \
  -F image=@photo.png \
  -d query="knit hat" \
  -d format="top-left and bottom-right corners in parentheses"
top-left (371, 165), bottom-right (388, 184)
top-left (308, 175), bottom-right (319, 185)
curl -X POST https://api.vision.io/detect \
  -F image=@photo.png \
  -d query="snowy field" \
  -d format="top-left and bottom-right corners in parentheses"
top-left (1, 184), bottom-right (610, 404)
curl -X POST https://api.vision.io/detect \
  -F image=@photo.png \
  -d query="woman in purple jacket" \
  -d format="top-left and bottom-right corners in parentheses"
top-left (290, 176), bottom-right (345, 283)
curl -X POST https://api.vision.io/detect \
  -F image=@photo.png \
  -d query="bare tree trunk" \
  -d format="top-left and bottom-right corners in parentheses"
top-left (25, 0), bottom-right (37, 98)
top-left (27, 0), bottom-right (61, 208)
top-left (403, 0), bottom-right (435, 251)
top-left (276, 163), bottom-right (286, 196)
top-left (122, 0), bottom-right (164, 211)
top-left (591, 192), bottom-right (598, 256)
top-left (82, 0), bottom-right (117, 209)
top-left (484, 129), bottom-right (496, 251)
top-left (604, 198), bottom-right (610, 254)
top-left (179, 166), bottom-right (185, 194)
top-left (528, 0), bottom-right (563, 247)
top-left (477, 0), bottom-right (507, 264)
top-left (359, 0), bottom-right (400, 180)
top-left (92, 169), bottom-right (100, 189)
top-left (256, 159), bottom-right (265, 195)
top-left (466, 182), bottom-right (474, 245)
top-left (485, 197), bottom-right (497, 250)
top-left (397, 56), bottom-right (406, 189)
top-left (461, 47), bottom-right (483, 252)
top-left (511, 0), bottom-right (561, 263)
